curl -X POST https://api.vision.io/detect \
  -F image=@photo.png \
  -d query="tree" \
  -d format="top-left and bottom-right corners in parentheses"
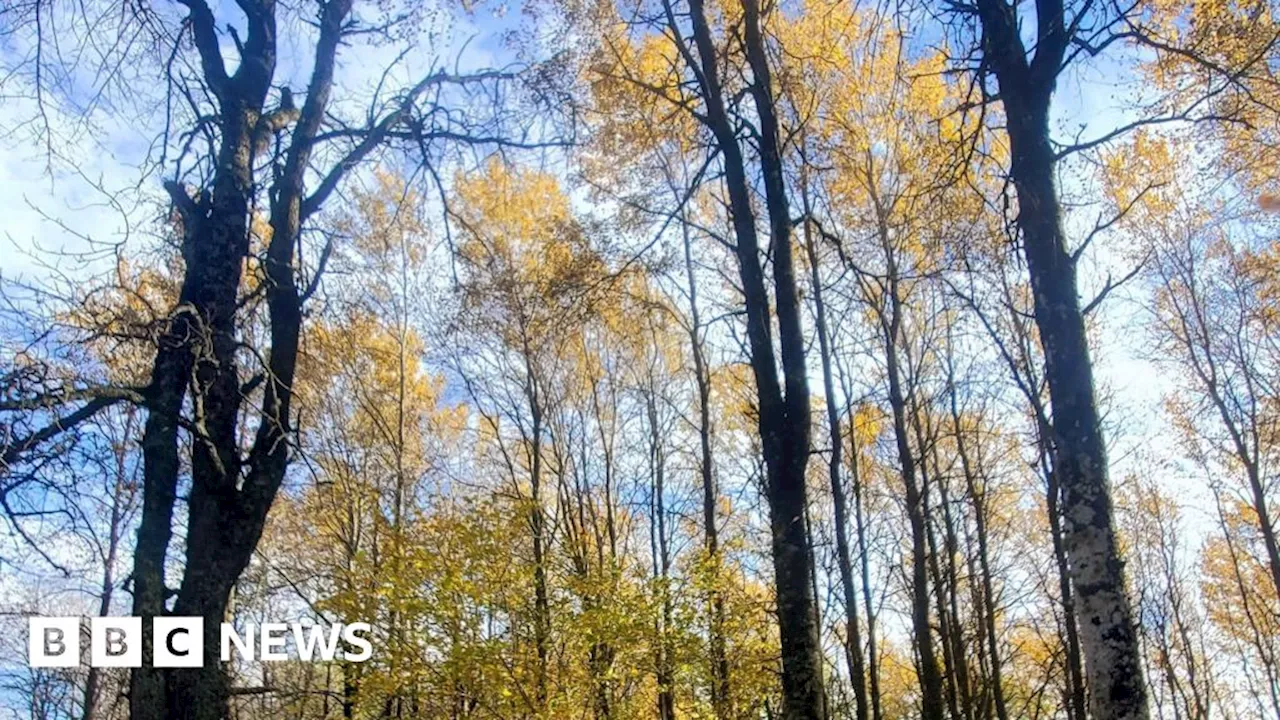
top-left (591, 0), bottom-right (828, 715)
top-left (1120, 474), bottom-right (1218, 720)
top-left (12, 0), bottom-right (1280, 718)
top-left (1, 1), bottom-right (559, 717)
top-left (1148, 193), bottom-right (1280, 603)
top-left (952, 0), bottom-right (1151, 716)
top-left (450, 159), bottom-right (615, 717)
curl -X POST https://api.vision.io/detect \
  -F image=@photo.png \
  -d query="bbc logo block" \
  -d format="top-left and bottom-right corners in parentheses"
top-left (28, 618), bottom-right (80, 668)
top-left (90, 617), bottom-right (142, 667)
top-left (28, 617), bottom-right (373, 667)
top-left (153, 617), bottom-right (202, 667)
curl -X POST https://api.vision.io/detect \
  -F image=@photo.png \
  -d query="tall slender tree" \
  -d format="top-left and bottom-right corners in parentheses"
top-left (959, 0), bottom-right (1149, 716)
top-left (649, 0), bottom-right (828, 714)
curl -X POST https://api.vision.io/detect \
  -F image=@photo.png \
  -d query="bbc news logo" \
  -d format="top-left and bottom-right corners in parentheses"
top-left (29, 618), bottom-right (373, 668)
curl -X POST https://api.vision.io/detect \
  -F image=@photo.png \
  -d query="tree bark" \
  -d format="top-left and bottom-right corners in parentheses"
top-left (883, 309), bottom-right (945, 720)
top-left (666, 0), bottom-right (827, 715)
top-left (128, 2), bottom-right (354, 718)
top-left (835, 374), bottom-right (883, 720)
top-left (1046, 453), bottom-right (1090, 720)
top-left (851, 423), bottom-right (883, 720)
top-left (525, 346), bottom-right (551, 712)
top-left (932, 435), bottom-right (975, 720)
top-left (1008, 94), bottom-right (1147, 720)
top-left (916, 408), bottom-right (963, 720)
top-left (972, 1), bottom-right (1149, 715)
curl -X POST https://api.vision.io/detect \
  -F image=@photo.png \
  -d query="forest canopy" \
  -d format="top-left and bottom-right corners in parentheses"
top-left (0, 0), bottom-right (1278, 719)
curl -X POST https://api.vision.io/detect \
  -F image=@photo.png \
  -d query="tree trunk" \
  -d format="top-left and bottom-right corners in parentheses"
top-left (648, 389), bottom-right (677, 720)
top-left (681, 219), bottom-right (732, 720)
top-left (872, 223), bottom-right (945, 720)
top-left (973, 2), bottom-right (1150, 716)
top-left (526, 358), bottom-right (551, 712)
top-left (127, 2), bottom-right (353, 717)
top-left (129, 342), bottom-right (187, 720)
top-left (802, 208), bottom-right (869, 720)
top-left (838, 382), bottom-right (883, 720)
top-left (884, 326), bottom-right (944, 720)
top-left (1008, 101), bottom-right (1147, 720)
top-left (669, 0), bottom-right (827, 714)
top-left (1046, 454), bottom-right (1089, 720)
top-left (933, 441), bottom-right (975, 720)
top-left (852, 427), bottom-right (883, 720)
top-left (944, 357), bottom-right (1009, 720)
top-left (917, 414), bottom-right (962, 720)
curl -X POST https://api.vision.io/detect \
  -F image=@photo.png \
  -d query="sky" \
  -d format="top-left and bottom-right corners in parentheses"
top-left (2, 3), bottom-right (1252, 716)
top-left (0, 0), bottom-right (516, 276)
top-left (0, 0), bottom-right (1220, 671)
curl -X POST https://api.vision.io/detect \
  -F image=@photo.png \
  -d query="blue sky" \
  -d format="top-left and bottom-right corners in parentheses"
top-left (0, 0), bottom-right (1210, 561)
top-left (0, 0), bottom-right (1225, 698)
top-left (0, 0), bottom-right (1208, 506)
